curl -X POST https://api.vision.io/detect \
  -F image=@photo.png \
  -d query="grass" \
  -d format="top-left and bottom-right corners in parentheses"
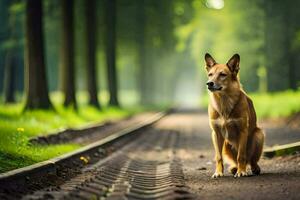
top-left (249, 91), bottom-right (300, 119)
top-left (201, 90), bottom-right (300, 119)
top-left (0, 92), bottom-right (147, 173)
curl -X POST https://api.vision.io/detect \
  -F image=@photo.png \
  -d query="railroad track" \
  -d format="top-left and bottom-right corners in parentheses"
top-left (0, 112), bottom-right (196, 200)
top-left (29, 113), bottom-right (158, 145)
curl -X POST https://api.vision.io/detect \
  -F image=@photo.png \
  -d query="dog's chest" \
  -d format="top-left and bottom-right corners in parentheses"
top-left (211, 117), bottom-right (243, 140)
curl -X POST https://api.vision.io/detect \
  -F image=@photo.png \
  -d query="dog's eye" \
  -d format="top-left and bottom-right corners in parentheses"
top-left (208, 73), bottom-right (213, 77)
top-left (220, 73), bottom-right (227, 77)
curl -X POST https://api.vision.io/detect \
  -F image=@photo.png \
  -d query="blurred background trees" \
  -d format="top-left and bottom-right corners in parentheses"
top-left (24, 0), bottom-right (52, 109)
top-left (0, 0), bottom-right (299, 109)
top-left (84, 0), bottom-right (100, 108)
top-left (60, 0), bottom-right (77, 108)
top-left (105, 0), bottom-right (119, 107)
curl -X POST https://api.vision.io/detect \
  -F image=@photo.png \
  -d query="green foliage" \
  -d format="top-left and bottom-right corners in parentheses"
top-left (0, 113), bottom-right (80, 173)
top-left (176, 0), bottom-right (264, 92)
top-left (0, 93), bottom-right (144, 173)
top-left (201, 90), bottom-right (300, 119)
top-left (0, 143), bottom-right (79, 173)
top-left (250, 91), bottom-right (300, 119)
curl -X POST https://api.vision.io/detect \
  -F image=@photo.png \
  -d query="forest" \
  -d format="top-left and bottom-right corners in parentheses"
top-left (0, 0), bottom-right (299, 107)
top-left (0, 0), bottom-right (300, 172)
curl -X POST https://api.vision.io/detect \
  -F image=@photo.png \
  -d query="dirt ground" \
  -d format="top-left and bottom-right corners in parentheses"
top-left (155, 111), bottom-right (300, 200)
top-left (3, 111), bottom-right (299, 200)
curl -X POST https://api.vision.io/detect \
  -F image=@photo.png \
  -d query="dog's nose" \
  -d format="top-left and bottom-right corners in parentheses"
top-left (206, 81), bottom-right (214, 87)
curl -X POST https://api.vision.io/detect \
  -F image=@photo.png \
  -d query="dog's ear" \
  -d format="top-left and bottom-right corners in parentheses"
top-left (205, 53), bottom-right (217, 71)
top-left (227, 54), bottom-right (240, 74)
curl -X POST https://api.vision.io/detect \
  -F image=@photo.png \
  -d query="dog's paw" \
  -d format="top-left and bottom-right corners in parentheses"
top-left (211, 172), bottom-right (224, 178)
top-left (228, 166), bottom-right (237, 175)
top-left (234, 170), bottom-right (248, 178)
top-left (251, 165), bottom-right (261, 175)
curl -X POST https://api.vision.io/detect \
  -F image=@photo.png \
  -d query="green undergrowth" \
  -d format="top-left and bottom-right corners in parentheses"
top-left (0, 93), bottom-right (151, 173)
top-left (249, 91), bottom-right (300, 119)
top-left (201, 90), bottom-right (300, 119)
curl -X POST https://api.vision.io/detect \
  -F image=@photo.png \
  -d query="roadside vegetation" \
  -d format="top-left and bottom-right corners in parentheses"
top-left (201, 90), bottom-right (300, 119)
top-left (0, 93), bottom-right (144, 173)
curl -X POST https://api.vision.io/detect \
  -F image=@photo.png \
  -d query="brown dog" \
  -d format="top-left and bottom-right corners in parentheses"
top-left (205, 53), bottom-right (264, 178)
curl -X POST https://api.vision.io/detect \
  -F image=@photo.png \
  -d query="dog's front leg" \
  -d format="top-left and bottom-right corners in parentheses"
top-left (235, 129), bottom-right (248, 177)
top-left (212, 130), bottom-right (224, 178)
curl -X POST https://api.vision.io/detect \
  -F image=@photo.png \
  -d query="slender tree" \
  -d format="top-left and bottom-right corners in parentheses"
top-left (24, 0), bottom-right (52, 109)
top-left (60, 0), bottom-right (76, 107)
top-left (264, 0), bottom-right (290, 91)
top-left (105, 0), bottom-right (119, 106)
top-left (287, 0), bottom-right (300, 90)
top-left (84, 0), bottom-right (100, 108)
top-left (3, 51), bottom-right (16, 103)
top-left (136, 0), bottom-right (147, 105)
top-left (4, 1), bottom-right (20, 103)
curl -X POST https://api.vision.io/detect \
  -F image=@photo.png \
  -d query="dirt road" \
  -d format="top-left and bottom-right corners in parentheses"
top-left (3, 110), bottom-right (300, 199)
top-left (159, 111), bottom-right (300, 200)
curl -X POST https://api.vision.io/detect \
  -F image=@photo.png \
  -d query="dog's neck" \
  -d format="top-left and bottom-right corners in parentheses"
top-left (209, 83), bottom-right (241, 118)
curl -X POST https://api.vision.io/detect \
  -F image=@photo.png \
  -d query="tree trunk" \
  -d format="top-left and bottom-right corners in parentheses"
top-left (264, 0), bottom-right (290, 91)
top-left (287, 0), bottom-right (300, 90)
top-left (60, 0), bottom-right (77, 107)
top-left (136, 0), bottom-right (147, 105)
top-left (3, 51), bottom-right (16, 103)
top-left (105, 0), bottom-right (119, 106)
top-left (24, 0), bottom-right (52, 109)
top-left (84, 0), bottom-right (100, 108)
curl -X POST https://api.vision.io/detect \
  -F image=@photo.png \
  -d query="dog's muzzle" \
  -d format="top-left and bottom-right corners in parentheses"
top-left (206, 81), bottom-right (222, 91)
